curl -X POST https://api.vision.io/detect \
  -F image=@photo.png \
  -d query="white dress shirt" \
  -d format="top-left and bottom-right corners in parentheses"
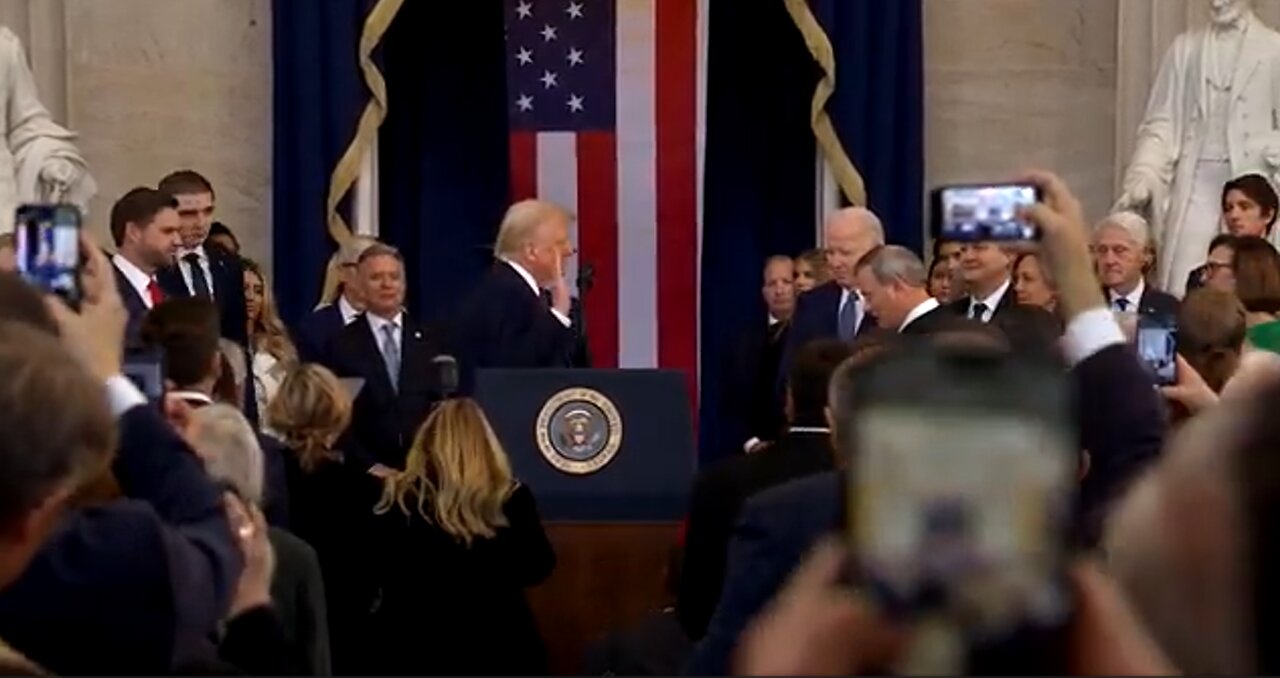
top-left (252, 351), bottom-right (287, 416)
top-left (899, 297), bottom-right (941, 332)
top-left (111, 253), bottom-right (156, 309)
top-left (1108, 278), bottom-right (1145, 313)
top-left (503, 258), bottom-right (572, 327)
top-left (966, 277), bottom-right (1012, 323)
top-left (176, 245), bottom-right (216, 299)
top-left (337, 294), bottom-right (361, 325)
top-left (366, 310), bottom-right (405, 349)
top-left (168, 390), bottom-right (214, 407)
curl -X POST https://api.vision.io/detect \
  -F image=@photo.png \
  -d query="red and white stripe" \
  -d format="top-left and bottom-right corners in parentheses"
top-left (509, 0), bottom-right (704, 402)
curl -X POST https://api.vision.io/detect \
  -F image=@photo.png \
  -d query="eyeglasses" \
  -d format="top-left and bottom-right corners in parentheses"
top-left (1204, 261), bottom-right (1234, 273)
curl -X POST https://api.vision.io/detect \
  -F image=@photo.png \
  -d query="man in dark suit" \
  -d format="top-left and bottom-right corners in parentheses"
top-left (854, 244), bottom-right (958, 335)
top-left (680, 338), bottom-right (852, 641)
top-left (1094, 211), bottom-right (1180, 317)
top-left (154, 170), bottom-right (247, 346)
top-left (455, 200), bottom-right (580, 378)
top-left (946, 239), bottom-right (1016, 322)
top-left (778, 207), bottom-right (883, 389)
top-left (295, 235), bottom-right (378, 364)
top-left (324, 243), bottom-right (444, 472)
top-left (722, 256), bottom-right (795, 455)
top-left (107, 187), bottom-right (182, 348)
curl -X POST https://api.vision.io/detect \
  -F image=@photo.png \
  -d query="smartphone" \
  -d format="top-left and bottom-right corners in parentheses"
top-left (122, 348), bottom-right (166, 403)
top-left (1136, 314), bottom-right (1178, 387)
top-left (846, 345), bottom-right (1076, 673)
top-left (14, 203), bottom-right (82, 308)
top-left (931, 183), bottom-right (1042, 242)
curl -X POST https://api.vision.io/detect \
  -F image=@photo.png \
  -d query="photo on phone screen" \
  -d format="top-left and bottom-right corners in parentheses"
top-left (932, 184), bottom-right (1040, 242)
top-left (14, 204), bottom-right (81, 307)
top-left (1136, 315), bottom-right (1178, 386)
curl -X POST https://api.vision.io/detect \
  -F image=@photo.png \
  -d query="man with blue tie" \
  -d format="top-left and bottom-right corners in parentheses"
top-left (1093, 211), bottom-right (1180, 318)
top-left (778, 207), bottom-right (883, 388)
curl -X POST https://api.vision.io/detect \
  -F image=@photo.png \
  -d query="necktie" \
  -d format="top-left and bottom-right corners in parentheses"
top-left (182, 252), bottom-right (213, 300)
top-left (146, 278), bottom-right (164, 307)
top-left (380, 322), bottom-right (401, 392)
top-left (838, 296), bottom-right (858, 340)
top-left (971, 302), bottom-right (989, 322)
top-left (1114, 297), bottom-right (1130, 312)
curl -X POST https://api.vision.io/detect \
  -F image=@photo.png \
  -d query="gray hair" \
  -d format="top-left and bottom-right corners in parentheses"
top-left (856, 245), bottom-right (927, 288)
top-left (356, 242), bottom-right (404, 267)
top-left (337, 235), bottom-right (379, 267)
top-left (1094, 211), bottom-right (1152, 250)
top-left (825, 207), bottom-right (885, 246)
top-left (191, 403), bottom-right (264, 505)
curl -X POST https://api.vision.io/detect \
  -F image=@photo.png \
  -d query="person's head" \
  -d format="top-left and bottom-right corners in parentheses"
top-left (1092, 211), bottom-right (1154, 294)
top-left (824, 333), bottom-right (902, 461)
top-left (926, 256), bottom-right (952, 302)
top-left (190, 403), bottom-right (264, 505)
top-left (823, 207), bottom-right (885, 291)
top-left (317, 235), bottom-right (379, 308)
top-left (990, 305), bottom-right (1064, 365)
top-left (140, 297), bottom-right (222, 393)
top-left (937, 239), bottom-right (968, 298)
top-left (494, 200), bottom-right (575, 286)
top-left (0, 321), bottom-right (115, 588)
top-left (1222, 174), bottom-right (1279, 238)
top-left (158, 170), bottom-right (215, 250)
top-left (854, 245), bottom-right (931, 329)
top-left (266, 364), bottom-right (352, 472)
top-left (762, 255), bottom-right (796, 321)
top-left (956, 241), bottom-right (1013, 297)
top-left (794, 249), bottom-right (829, 293)
top-left (109, 187), bottom-right (181, 273)
top-left (0, 272), bottom-right (58, 335)
top-left (1013, 251), bottom-right (1057, 311)
top-left (376, 398), bottom-right (515, 546)
top-left (1211, 0), bottom-right (1255, 26)
top-left (1231, 236), bottom-right (1280, 315)
top-left (357, 243), bottom-right (406, 319)
top-left (785, 339), bottom-right (857, 428)
top-left (205, 222), bottom-right (240, 256)
top-left (1179, 289), bottom-right (1247, 392)
top-left (1204, 234), bottom-right (1239, 292)
top-left (0, 233), bottom-right (14, 273)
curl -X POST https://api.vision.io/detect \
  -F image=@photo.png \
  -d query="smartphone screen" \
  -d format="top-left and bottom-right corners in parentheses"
top-left (932, 184), bottom-right (1040, 242)
top-left (14, 203), bottom-right (81, 307)
top-left (122, 349), bottom-right (166, 402)
top-left (1136, 314), bottom-right (1178, 386)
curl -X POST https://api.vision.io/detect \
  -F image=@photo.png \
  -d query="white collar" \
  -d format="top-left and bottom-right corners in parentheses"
top-left (177, 244), bottom-right (207, 262)
top-left (169, 390), bottom-right (213, 406)
top-left (969, 277), bottom-right (1011, 316)
top-left (899, 296), bottom-right (940, 331)
top-left (1109, 278), bottom-right (1145, 309)
top-left (503, 258), bottom-right (542, 297)
top-left (366, 310), bottom-right (405, 336)
top-left (768, 314), bottom-right (781, 326)
top-left (337, 295), bottom-right (361, 325)
top-left (788, 426), bottom-right (831, 434)
top-left (839, 286), bottom-right (862, 307)
top-left (111, 253), bottom-right (154, 303)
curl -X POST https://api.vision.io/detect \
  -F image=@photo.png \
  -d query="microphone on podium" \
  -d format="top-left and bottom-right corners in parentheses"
top-left (431, 354), bottom-right (459, 399)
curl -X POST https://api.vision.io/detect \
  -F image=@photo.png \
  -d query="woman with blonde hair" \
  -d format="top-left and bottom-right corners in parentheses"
top-left (243, 258), bottom-right (298, 414)
top-left (372, 398), bottom-right (555, 675)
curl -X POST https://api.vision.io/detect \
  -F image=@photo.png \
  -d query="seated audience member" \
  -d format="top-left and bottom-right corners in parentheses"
top-left (1221, 172), bottom-right (1279, 238)
top-left (296, 235), bottom-right (377, 363)
top-left (687, 171), bottom-right (1165, 674)
top-left (267, 363), bottom-right (383, 674)
top-left (855, 245), bottom-right (950, 334)
top-left (0, 244), bottom-right (244, 674)
top-left (1013, 250), bottom-right (1058, 312)
top-left (1178, 289), bottom-right (1247, 394)
top-left (107, 187), bottom-right (182, 347)
top-left (793, 248), bottom-right (829, 294)
top-left (243, 258), bottom-right (298, 415)
top-left (584, 545), bottom-right (693, 675)
top-left (1092, 211), bottom-right (1178, 317)
top-left (141, 298), bottom-right (290, 527)
top-left (926, 254), bottom-right (952, 302)
top-left (724, 256), bottom-right (795, 455)
top-left (1188, 233), bottom-right (1239, 294)
top-left (0, 233), bottom-right (13, 272)
top-left (206, 221), bottom-right (241, 256)
top-left (1230, 236), bottom-right (1280, 352)
top-left (371, 398), bottom-right (555, 675)
top-left (191, 404), bottom-right (329, 675)
top-left (680, 338), bottom-right (859, 640)
top-left (947, 239), bottom-right (1015, 322)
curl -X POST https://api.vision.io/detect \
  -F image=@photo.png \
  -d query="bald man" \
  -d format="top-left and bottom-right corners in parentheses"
top-left (777, 207), bottom-right (884, 389)
top-left (455, 200), bottom-right (582, 376)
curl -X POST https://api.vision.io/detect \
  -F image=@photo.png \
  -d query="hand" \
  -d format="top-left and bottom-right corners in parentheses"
top-left (1067, 560), bottom-right (1175, 675)
top-left (39, 158), bottom-right (79, 201)
top-left (1221, 348), bottom-right (1280, 403)
top-left (550, 257), bottom-right (572, 317)
top-left (745, 439), bottom-right (771, 455)
top-left (162, 395), bottom-right (206, 455)
top-left (226, 495), bottom-right (275, 618)
top-left (1116, 176), bottom-right (1153, 211)
top-left (736, 539), bottom-right (904, 676)
top-left (43, 232), bottom-right (127, 381)
top-left (1159, 354), bottom-right (1218, 414)
top-left (367, 463), bottom-right (397, 479)
top-left (1019, 170), bottom-right (1107, 322)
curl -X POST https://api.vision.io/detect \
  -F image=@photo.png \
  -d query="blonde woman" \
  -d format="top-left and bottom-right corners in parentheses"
top-left (372, 398), bottom-right (555, 675)
top-left (243, 258), bottom-right (298, 416)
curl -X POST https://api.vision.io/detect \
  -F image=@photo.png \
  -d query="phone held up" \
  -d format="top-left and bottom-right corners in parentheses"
top-left (14, 203), bottom-right (83, 309)
top-left (1135, 313), bottom-right (1178, 387)
top-left (931, 183), bottom-right (1042, 242)
top-left (845, 344), bottom-right (1077, 674)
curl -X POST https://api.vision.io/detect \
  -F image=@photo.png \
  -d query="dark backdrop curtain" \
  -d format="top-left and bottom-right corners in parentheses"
top-left (698, 0), bottom-right (819, 466)
top-left (378, 0), bottom-right (510, 325)
top-left (815, 0), bottom-right (925, 252)
top-left (271, 0), bottom-right (374, 324)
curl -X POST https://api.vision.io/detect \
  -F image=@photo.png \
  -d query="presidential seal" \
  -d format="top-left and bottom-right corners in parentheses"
top-left (535, 387), bottom-right (623, 475)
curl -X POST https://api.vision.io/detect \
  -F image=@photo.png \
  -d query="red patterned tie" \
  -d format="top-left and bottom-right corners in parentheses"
top-left (147, 279), bottom-right (164, 306)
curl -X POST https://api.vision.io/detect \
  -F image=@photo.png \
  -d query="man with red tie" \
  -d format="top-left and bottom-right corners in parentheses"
top-left (109, 187), bottom-right (182, 348)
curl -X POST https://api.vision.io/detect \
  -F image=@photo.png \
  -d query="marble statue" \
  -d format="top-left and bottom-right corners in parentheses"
top-left (1116, 0), bottom-right (1280, 295)
top-left (0, 26), bottom-right (95, 234)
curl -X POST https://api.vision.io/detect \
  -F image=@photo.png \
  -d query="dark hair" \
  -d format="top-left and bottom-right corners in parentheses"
top-left (1208, 233), bottom-right (1239, 254)
top-left (787, 339), bottom-right (858, 427)
top-left (206, 222), bottom-right (238, 250)
top-left (0, 272), bottom-right (58, 335)
top-left (991, 305), bottom-right (1064, 365)
top-left (109, 188), bottom-right (177, 247)
top-left (1179, 289), bottom-right (1246, 393)
top-left (1232, 237), bottom-right (1280, 314)
top-left (158, 169), bottom-right (215, 200)
top-left (140, 298), bottom-right (221, 389)
top-left (1222, 174), bottom-right (1280, 233)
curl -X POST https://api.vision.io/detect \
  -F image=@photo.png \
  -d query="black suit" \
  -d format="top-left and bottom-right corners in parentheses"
top-left (677, 430), bottom-right (832, 640)
top-left (323, 312), bottom-right (444, 469)
top-left (156, 245), bottom-right (248, 346)
top-left (777, 282), bottom-right (876, 391)
top-left (946, 278), bottom-right (1016, 322)
top-left (111, 260), bottom-right (151, 349)
top-left (721, 320), bottom-right (789, 450)
top-left (455, 263), bottom-right (578, 380)
top-left (899, 303), bottom-right (969, 335)
top-left (295, 303), bottom-right (345, 364)
top-left (1126, 285), bottom-right (1180, 318)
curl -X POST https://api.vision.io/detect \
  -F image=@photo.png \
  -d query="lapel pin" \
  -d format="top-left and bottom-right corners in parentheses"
top-left (414, 330), bottom-right (422, 340)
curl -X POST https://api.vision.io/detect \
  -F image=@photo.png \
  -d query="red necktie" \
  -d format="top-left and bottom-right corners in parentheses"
top-left (147, 279), bottom-right (164, 306)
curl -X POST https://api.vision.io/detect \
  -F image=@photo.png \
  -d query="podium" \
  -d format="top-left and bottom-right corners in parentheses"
top-left (473, 369), bottom-right (694, 672)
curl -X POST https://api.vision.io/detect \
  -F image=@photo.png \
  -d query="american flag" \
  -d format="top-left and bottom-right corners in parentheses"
top-left (505, 0), bottom-right (704, 399)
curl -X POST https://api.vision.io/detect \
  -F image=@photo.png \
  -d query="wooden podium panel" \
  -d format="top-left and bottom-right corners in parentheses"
top-left (527, 522), bottom-right (680, 675)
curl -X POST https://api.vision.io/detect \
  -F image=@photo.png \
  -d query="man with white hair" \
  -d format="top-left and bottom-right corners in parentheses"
top-left (296, 235), bottom-right (379, 363)
top-left (1093, 212), bottom-right (1180, 317)
top-left (854, 245), bottom-right (952, 334)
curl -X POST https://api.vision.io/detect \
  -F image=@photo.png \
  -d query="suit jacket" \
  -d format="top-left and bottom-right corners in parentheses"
top-left (156, 246), bottom-right (248, 346)
top-left (899, 304), bottom-right (972, 336)
top-left (687, 343), bottom-right (1165, 675)
top-left (777, 282), bottom-right (876, 390)
top-left (1139, 286), bottom-right (1181, 318)
top-left (268, 527), bottom-right (331, 676)
top-left (946, 280), bottom-right (1016, 321)
top-left (677, 430), bottom-right (833, 640)
top-left (295, 304), bottom-right (345, 365)
top-left (111, 261), bottom-right (151, 349)
top-left (322, 312), bottom-right (444, 469)
top-left (721, 321), bottom-right (789, 451)
top-left (454, 263), bottom-right (578, 384)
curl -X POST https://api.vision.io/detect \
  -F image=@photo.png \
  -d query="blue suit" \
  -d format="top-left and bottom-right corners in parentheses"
top-left (777, 281), bottom-right (876, 391)
top-left (111, 260), bottom-right (151, 350)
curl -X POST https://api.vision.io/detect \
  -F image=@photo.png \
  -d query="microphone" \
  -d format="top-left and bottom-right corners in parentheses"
top-left (431, 354), bottom-right (459, 398)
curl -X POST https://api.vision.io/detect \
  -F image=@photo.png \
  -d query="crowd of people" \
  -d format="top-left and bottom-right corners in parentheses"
top-left (0, 163), bottom-right (1278, 675)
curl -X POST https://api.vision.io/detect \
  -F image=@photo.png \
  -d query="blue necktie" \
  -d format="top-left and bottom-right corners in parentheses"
top-left (838, 296), bottom-right (858, 340)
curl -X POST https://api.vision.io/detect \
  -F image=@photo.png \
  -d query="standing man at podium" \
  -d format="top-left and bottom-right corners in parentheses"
top-left (456, 200), bottom-right (581, 375)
